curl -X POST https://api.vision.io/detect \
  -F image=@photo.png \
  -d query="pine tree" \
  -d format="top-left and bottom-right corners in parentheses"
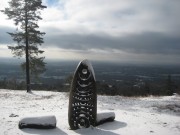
top-left (1, 0), bottom-right (47, 92)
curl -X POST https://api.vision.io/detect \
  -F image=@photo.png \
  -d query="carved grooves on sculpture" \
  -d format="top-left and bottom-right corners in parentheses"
top-left (72, 66), bottom-right (95, 129)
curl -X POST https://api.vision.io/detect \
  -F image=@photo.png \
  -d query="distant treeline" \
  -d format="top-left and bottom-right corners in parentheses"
top-left (96, 79), bottom-right (179, 96)
top-left (0, 74), bottom-right (179, 96)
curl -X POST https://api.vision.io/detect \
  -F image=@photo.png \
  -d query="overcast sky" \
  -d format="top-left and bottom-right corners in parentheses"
top-left (0, 0), bottom-right (180, 65)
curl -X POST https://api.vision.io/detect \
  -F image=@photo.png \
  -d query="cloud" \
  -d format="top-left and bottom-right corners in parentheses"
top-left (41, 46), bottom-right (180, 65)
top-left (40, 0), bottom-right (180, 36)
top-left (1, 22), bottom-right (180, 58)
top-left (43, 31), bottom-right (180, 55)
top-left (0, 26), bottom-right (14, 44)
top-left (0, 0), bottom-right (180, 64)
top-left (1, 0), bottom-right (180, 36)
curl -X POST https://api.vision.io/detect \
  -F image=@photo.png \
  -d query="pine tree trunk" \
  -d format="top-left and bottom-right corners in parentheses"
top-left (25, 2), bottom-right (31, 92)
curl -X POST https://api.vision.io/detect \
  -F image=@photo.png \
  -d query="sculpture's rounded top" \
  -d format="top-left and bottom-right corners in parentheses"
top-left (76, 59), bottom-right (96, 81)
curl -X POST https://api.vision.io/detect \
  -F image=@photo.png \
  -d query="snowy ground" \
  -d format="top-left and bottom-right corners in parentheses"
top-left (0, 89), bottom-right (180, 135)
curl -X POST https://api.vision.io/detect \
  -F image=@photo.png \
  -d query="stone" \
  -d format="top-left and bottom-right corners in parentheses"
top-left (19, 115), bottom-right (56, 129)
top-left (68, 59), bottom-right (97, 130)
top-left (96, 112), bottom-right (115, 126)
top-left (9, 113), bottom-right (19, 117)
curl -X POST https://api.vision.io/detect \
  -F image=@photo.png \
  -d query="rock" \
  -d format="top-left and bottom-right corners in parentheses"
top-left (9, 113), bottom-right (19, 117)
top-left (96, 112), bottom-right (115, 126)
top-left (19, 115), bottom-right (56, 129)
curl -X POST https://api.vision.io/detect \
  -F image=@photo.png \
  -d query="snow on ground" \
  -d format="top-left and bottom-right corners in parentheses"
top-left (0, 89), bottom-right (180, 135)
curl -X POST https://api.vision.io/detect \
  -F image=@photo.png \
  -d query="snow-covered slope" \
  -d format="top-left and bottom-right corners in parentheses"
top-left (0, 89), bottom-right (180, 135)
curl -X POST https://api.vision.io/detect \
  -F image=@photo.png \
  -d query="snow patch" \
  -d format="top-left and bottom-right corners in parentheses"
top-left (0, 89), bottom-right (180, 135)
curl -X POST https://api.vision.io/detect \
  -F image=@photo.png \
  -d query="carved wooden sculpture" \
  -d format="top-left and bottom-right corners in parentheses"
top-left (68, 60), bottom-right (97, 130)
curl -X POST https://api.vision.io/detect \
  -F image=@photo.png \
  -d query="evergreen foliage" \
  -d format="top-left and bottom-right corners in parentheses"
top-left (1, 0), bottom-right (47, 92)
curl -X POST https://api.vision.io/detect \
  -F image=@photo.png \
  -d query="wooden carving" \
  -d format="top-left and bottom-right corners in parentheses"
top-left (68, 59), bottom-right (97, 130)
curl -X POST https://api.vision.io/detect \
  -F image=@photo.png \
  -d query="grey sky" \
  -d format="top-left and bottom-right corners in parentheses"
top-left (0, 0), bottom-right (180, 64)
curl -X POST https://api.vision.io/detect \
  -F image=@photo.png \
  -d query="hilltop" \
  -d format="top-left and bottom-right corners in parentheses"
top-left (0, 89), bottom-right (180, 135)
